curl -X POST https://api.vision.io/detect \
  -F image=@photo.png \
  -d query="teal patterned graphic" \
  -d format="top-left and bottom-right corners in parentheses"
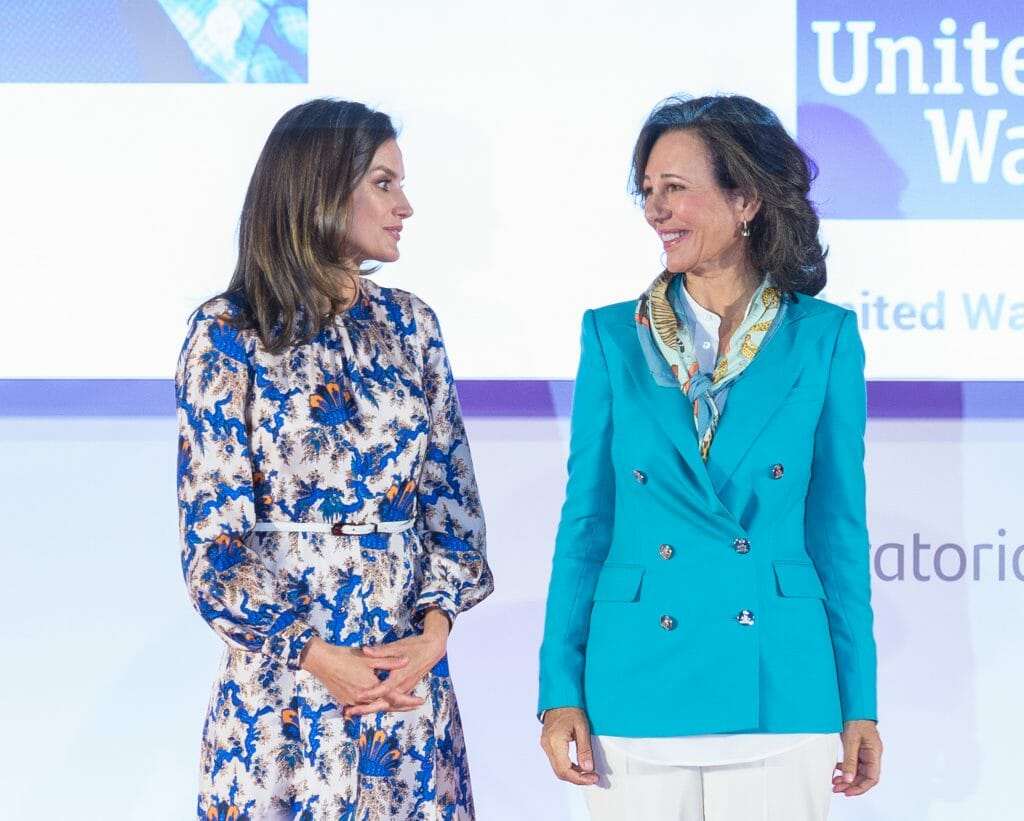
top-left (0, 0), bottom-right (307, 83)
top-left (156, 0), bottom-right (307, 82)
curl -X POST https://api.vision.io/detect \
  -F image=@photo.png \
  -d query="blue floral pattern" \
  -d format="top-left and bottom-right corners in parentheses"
top-left (176, 280), bottom-right (493, 819)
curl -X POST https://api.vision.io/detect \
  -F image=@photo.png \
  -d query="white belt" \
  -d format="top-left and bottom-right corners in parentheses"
top-left (252, 519), bottom-right (415, 536)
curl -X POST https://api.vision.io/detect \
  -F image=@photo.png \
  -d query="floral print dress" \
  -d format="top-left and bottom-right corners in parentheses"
top-left (176, 279), bottom-right (493, 820)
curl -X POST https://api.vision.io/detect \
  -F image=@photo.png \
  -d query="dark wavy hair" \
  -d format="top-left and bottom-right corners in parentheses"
top-left (214, 98), bottom-right (398, 353)
top-left (630, 94), bottom-right (827, 296)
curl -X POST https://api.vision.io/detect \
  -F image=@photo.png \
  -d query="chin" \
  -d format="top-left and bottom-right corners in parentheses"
top-left (364, 250), bottom-right (399, 264)
top-left (666, 256), bottom-right (693, 273)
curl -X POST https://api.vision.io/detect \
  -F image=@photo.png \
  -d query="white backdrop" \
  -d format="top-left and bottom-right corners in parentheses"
top-left (1, 1), bottom-right (1021, 819)
top-left (1, 0), bottom-right (1021, 379)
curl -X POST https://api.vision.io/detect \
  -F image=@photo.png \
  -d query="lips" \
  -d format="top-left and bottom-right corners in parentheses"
top-left (384, 227), bottom-right (402, 242)
top-left (659, 229), bottom-right (689, 248)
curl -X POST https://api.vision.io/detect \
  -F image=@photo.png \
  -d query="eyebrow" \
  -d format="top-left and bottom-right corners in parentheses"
top-left (641, 173), bottom-right (690, 183)
top-left (370, 165), bottom-right (400, 177)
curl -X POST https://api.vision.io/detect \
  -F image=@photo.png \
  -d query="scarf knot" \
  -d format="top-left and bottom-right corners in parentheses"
top-left (684, 371), bottom-right (715, 402)
top-left (636, 272), bottom-right (783, 461)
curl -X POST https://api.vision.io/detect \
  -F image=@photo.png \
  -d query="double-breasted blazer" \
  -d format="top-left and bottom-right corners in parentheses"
top-left (538, 292), bottom-right (877, 738)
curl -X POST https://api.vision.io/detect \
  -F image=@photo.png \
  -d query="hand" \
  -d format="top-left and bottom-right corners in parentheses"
top-left (349, 609), bottom-right (451, 717)
top-left (833, 719), bottom-right (883, 796)
top-left (540, 707), bottom-right (599, 786)
top-left (299, 637), bottom-right (424, 714)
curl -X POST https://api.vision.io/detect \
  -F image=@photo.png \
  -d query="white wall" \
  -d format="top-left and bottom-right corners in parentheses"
top-left (2, 0), bottom-right (1020, 379)
top-left (0, 413), bottom-right (1017, 819)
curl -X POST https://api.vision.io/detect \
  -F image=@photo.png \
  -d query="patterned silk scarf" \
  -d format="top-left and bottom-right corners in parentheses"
top-left (636, 271), bottom-right (782, 461)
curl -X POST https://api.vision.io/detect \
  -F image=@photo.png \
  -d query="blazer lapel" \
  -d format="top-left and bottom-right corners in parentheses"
top-left (704, 307), bottom-right (804, 492)
top-left (604, 321), bottom-right (719, 500)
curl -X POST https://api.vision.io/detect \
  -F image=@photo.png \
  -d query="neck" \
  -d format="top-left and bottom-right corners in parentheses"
top-left (318, 262), bottom-right (361, 315)
top-left (682, 267), bottom-right (761, 324)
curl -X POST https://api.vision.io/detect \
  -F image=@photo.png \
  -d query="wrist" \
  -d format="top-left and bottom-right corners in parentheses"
top-left (421, 609), bottom-right (451, 643)
top-left (299, 636), bottom-right (327, 673)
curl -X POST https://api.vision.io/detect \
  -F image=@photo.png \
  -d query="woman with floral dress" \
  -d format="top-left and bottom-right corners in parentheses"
top-left (176, 98), bottom-right (493, 820)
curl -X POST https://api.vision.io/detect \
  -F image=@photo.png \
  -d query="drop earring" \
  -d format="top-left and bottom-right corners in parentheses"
top-left (741, 220), bottom-right (751, 238)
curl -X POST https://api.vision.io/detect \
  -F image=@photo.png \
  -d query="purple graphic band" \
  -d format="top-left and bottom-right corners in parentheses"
top-left (0, 380), bottom-right (1021, 419)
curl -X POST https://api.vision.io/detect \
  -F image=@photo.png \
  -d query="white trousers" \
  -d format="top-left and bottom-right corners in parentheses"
top-left (584, 734), bottom-right (840, 821)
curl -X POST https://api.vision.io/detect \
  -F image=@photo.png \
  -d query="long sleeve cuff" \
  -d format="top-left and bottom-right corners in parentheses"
top-left (261, 617), bottom-right (316, 671)
top-left (414, 590), bottom-right (459, 626)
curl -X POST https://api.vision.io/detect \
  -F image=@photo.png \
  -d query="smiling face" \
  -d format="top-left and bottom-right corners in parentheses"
top-left (642, 129), bottom-right (759, 280)
top-left (345, 139), bottom-right (413, 265)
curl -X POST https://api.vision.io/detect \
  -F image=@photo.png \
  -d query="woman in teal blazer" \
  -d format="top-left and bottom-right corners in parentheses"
top-left (539, 96), bottom-right (882, 820)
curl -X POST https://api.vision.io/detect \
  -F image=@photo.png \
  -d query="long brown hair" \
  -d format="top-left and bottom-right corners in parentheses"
top-left (216, 99), bottom-right (398, 353)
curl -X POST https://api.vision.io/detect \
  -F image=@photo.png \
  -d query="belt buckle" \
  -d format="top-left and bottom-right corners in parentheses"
top-left (331, 522), bottom-right (375, 536)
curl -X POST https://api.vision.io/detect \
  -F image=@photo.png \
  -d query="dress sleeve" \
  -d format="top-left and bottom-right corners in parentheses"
top-left (176, 310), bottom-right (315, 669)
top-left (537, 309), bottom-right (615, 714)
top-left (804, 310), bottom-right (878, 722)
top-left (411, 300), bottom-right (494, 625)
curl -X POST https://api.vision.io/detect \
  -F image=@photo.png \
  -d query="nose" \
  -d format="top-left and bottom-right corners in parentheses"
top-left (644, 191), bottom-right (668, 224)
top-left (394, 189), bottom-right (413, 219)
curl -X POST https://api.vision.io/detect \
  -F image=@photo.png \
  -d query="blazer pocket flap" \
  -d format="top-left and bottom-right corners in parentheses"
top-left (593, 564), bottom-right (644, 602)
top-left (774, 561), bottom-right (826, 599)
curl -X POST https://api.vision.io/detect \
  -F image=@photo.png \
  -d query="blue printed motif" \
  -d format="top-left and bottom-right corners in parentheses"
top-left (357, 728), bottom-right (403, 777)
top-left (177, 281), bottom-right (492, 819)
top-left (200, 777), bottom-right (255, 820)
top-left (309, 378), bottom-right (359, 426)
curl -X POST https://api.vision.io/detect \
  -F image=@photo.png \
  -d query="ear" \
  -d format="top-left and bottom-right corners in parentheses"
top-left (733, 189), bottom-right (762, 222)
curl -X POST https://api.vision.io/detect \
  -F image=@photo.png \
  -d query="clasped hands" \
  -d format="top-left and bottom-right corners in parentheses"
top-left (299, 609), bottom-right (450, 717)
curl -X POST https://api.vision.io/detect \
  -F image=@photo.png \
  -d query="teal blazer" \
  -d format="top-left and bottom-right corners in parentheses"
top-left (538, 293), bottom-right (877, 737)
